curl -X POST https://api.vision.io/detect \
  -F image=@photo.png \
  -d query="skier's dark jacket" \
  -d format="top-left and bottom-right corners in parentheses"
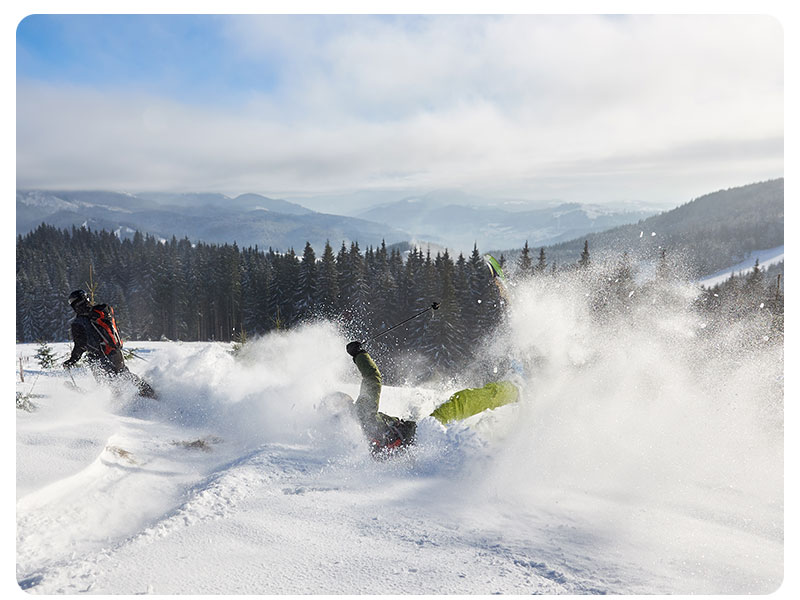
top-left (67, 311), bottom-right (125, 373)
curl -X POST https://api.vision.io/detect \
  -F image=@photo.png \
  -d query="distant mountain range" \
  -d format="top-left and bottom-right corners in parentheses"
top-left (17, 181), bottom-right (782, 277)
top-left (356, 192), bottom-right (656, 252)
top-left (503, 179), bottom-right (784, 279)
top-left (16, 190), bottom-right (408, 251)
top-left (16, 189), bottom-right (656, 254)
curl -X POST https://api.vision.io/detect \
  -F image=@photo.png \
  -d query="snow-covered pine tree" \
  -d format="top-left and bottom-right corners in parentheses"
top-left (578, 240), bottom-right (591, 269)
top-left (127, 231), bottom-right (156, 339)
top-left (347, 242), bottom-right (370, 330)
top-left (317, 240), bottom-right (340, 320)
top-left (365, 240), bottom-right (400, 351)
top-left (452, 252), bottom-right (472, 352)
top-left (427, 249), bottom-right (467, 373)
top-left (466, 244), bottom-right (495, 347)
top-left (16, 270), bottom-right (37, 343)
top-left (535, 247), bottom-right (547, 275)
top-left (266, 249), bottom-right (298, 332)
top-left (295, 242), bottom-right (318, 321)
top-left (516, 241), bottom-right (532, 278)
top-left (240, 246), bottom-right (273, 336)
top-left (412, 249), bottom-right (440, 374)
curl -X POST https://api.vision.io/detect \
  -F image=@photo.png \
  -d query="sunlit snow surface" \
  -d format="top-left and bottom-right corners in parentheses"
top-left (15, 275), bottom-right (783, 594)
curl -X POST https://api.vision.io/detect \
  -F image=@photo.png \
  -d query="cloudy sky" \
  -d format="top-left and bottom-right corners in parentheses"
top-left (16, 12), bottom-right (784, 209)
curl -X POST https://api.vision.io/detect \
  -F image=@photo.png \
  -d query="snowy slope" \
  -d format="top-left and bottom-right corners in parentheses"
top-left (699, 245), bottom-right (784, 288)
top-left (14, 288), bottom-right (784, 595)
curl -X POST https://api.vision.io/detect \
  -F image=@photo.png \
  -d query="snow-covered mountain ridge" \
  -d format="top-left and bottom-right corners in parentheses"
top-left (17, 188), bottom-right (655, 255)
top-left (505, 179), bottom-right (784, 280)
top-left (16, 189), bottom-right (408, 250)
top-left (356, 195), bottom-right (656, 252)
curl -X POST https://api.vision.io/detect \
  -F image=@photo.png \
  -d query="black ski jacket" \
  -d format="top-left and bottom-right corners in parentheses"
top-left (67, 311), bottom-right (125, 372)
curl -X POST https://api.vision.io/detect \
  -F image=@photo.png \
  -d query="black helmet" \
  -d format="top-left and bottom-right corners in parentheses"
top-left (68, 289), bottom-right (88, 308)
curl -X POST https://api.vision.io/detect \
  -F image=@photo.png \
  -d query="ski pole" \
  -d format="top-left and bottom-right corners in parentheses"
top-left (127, 349), bottom-right (148, 362)
top-left (28, 373), bottom-right (41, 396)
top-left (363, 302), bottom-right (440, 343)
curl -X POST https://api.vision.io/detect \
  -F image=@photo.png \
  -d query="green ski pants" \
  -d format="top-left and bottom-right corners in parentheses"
top-left (429, 380), bottom-right (520, 425)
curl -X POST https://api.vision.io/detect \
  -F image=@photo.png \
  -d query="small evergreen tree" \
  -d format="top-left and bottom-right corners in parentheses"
top-left (535, 247), bottom-right (547, 274)
top-left (578, 240), bottom-right (591, 269)
top-left (516, 241), bottom-right (532, 277)
top-left (747, 258), bottom-right (764, 289)
top-left (34, 341), bottom-right (57, 369)
top-left (231, 327), bottom-right (249, 356)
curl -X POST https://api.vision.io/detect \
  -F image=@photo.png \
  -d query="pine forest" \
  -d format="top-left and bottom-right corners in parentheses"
top-left (17, 224), bottom-right (783, 383)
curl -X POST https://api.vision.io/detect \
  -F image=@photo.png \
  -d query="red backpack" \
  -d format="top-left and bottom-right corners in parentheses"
top-left (89, 304), bottom-right (123, 355)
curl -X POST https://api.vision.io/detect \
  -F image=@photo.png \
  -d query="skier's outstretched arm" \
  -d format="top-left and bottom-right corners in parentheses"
top-left (347, 342), bottom-right (382, 431)
top-left (64, 321), bottom-right (87, 367)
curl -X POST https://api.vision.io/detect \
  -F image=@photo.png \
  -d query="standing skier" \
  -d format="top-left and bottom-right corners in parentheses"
top-left (63, 289), bottom-right (156, 398)
top-left (344, 341), bottom-right (519, 457)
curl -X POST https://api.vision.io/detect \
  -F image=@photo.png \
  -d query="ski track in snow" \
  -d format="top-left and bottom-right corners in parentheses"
top-left (14, 323), bottom-right (784, 595)
top-left (16, 396), bottom-right (602, 595)
top-left (17, 431), bottom-right (620, 595)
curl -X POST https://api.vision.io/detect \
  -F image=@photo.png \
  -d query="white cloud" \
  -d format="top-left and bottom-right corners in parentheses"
top-left (16, 14), bottom-right (783, 205)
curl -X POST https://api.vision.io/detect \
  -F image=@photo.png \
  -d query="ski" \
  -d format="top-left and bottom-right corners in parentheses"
top-left (484, 253), bottom-right (506, 282)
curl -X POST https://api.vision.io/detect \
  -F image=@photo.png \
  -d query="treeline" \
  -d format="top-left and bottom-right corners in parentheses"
top-left (512, 240), bottom-right (784, 344)
top-left (17, 224), bottom-right (783, 382)
top-left (16, 224), bottom-right (508, 381)
top-left (695, 259), bottom-right (785, 342)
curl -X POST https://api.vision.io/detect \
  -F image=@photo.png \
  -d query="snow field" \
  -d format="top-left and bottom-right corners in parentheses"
top-left (14, 272), bottom-right (784, 594)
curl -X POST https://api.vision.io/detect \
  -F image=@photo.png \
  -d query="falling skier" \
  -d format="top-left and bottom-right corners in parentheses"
top-left (344, 340), bottom-right (519, 457)
top-left (63, 289), bottom-right (157, 398)
top-left (342, 257), bottom-right (521, 457)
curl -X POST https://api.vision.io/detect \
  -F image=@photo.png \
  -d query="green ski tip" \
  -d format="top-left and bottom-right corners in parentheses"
top-left (484, 254), bottom-right (506, 281)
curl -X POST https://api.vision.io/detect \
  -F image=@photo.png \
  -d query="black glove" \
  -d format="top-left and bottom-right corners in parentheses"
top-left (346, 341), bottom-right (365, 357)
